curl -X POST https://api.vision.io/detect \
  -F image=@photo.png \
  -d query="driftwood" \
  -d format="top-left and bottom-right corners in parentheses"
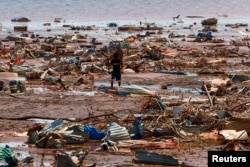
top-left (229, 100), bottom-right (250, 112)
top-left (0, 114), bottom-right (115, 122)
top-left (164, 97), bottom-right (226, 106)
top-left (0, 109), bottom-right (137, 122)
top-left (0, 115), bottom-right (81, 122)
top-left (203, 83), bottom-right (213, 107)
top-left (164, 99), bottom-right (208, 106)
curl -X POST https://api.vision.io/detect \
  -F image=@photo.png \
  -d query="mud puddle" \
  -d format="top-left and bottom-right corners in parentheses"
top-left (27, 118), bottom-right (57, 124)
top-left (64, 90), bottom-right (97, 96)
top-left (25, 84), bottom-right (200, 98)
top-left (0, 141), bottom-right (27, 148)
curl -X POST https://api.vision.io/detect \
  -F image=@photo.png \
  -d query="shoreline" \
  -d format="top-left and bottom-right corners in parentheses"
top-left (1, 11), bottom-right (250, 167)
top-left (1, 15), bottom-right (250, 37)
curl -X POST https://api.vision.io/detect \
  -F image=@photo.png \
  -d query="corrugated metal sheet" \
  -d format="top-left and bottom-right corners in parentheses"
top-left (39, 118), bottom-right (64, 135)
top-left (118, 84), bottom-right (156, 96)
top-left (134, 150), bottom-right (179, 166)
top-left (106, 122), bottom-right (130, 141)
top-left (59, 133), bottom-right (85, 144)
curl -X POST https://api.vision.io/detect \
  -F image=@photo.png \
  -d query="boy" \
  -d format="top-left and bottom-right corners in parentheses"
top-left (110, 51), bottom-right (123, 89)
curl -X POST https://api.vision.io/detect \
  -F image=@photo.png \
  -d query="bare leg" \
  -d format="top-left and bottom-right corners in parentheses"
top-left (111, 80), bottom-right (114, 89)
top-left (118, 80), bottom-right (121, 87)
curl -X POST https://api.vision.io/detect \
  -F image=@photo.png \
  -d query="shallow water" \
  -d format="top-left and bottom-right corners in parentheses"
top-left (1, 1), bottom-right (249, 49)
top-left (94, 80), bottom-right (160, 90)
top-left (168, 85), bottom-right (200, 94)
top-left (64, 90), bottom-right (97, 96)
top-left (25, 81), bottom-right (200, 96)
top-left (0, 0), bottom-right (250, 32)
top-left (27, 118), bottom-right (57, 124)
top-left (0, 141), bottom-right (28, 148)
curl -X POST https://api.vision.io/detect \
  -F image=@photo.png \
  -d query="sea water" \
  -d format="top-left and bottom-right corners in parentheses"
top-left (0, 0), bottom-right (250, 32)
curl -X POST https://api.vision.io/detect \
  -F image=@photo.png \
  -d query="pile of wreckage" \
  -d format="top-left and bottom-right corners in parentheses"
top-left (1, 77), bottom-right (249, 166)
top-left (1, 19), bottom-right (250, 166)
top-left (0, 34), bottom-right (248, 93)
top-left (1, 18), bottom-right (250, 90)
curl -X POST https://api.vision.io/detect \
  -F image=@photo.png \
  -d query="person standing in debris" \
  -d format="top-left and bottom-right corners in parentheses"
top-left (110, 49), bottom-right (123, 89)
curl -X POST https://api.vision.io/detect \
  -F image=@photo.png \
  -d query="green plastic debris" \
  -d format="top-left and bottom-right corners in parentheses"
top-left (218, 110), bottom-right (229, 119)
top-left (0, 145), bottom-right (18, 166)
top-left (156, 96), bottom-right (167, 110)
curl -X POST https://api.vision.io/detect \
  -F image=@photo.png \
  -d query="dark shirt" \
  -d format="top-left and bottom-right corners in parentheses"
top-left (111, 58), bottom-right (122, 73)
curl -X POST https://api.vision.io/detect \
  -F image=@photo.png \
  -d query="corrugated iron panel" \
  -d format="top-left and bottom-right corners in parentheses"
top-left (106, 122), bottom-right (130, 141)
top-left (134, 150), bottom-right (179, 166)
top-left (39, 118), bottom-right (64, 135)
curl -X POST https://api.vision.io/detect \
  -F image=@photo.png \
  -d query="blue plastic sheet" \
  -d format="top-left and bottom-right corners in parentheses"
top-left (129, 115), bottom-right (144, 139)
top-left (82, 125), bottom-right (106, 140)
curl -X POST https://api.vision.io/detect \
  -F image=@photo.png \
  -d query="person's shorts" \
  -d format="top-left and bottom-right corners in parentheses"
top-left (111, 71), bottom-right (121, 81)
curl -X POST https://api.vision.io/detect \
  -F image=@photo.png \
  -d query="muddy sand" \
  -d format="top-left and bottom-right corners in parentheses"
top-left (1, 17), bottom-right (250, 167)
top-left (0, 73), bottom-right (224, 167)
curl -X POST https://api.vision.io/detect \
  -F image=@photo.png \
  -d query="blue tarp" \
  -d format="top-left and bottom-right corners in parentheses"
top-left (196, 31), bottom-right (213, 39)
top-left (108, 22), bottom-right (118, 27)
top-left (79, 125), bottom-right (106, 140)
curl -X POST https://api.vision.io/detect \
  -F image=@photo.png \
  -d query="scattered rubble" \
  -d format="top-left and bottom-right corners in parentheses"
top-left (201, 18), bottom-right (218, 25)
top-left (1, 15), bottom-right (250, 167)
top-left (11, 17), bottom-right (31, 22)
